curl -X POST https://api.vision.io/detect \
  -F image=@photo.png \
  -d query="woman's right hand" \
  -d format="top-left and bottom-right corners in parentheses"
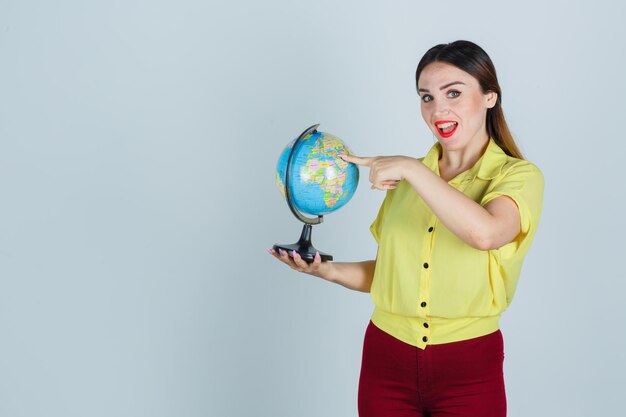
top-left (267, 248), bottom-right (376, 292)
top-left (267, 248), bottom-right (333, 280)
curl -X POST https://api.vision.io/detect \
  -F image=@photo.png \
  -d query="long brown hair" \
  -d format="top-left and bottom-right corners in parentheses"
top-left (415, 40), bottom-right (523, 159)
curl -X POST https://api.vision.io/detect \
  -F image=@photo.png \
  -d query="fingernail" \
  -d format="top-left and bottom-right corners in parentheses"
top-left (267, 248), bottom-right (274, 255)
top-left (291, 250), bottom-right (297, 258)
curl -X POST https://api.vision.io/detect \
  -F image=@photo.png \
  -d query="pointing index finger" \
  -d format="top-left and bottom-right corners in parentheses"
top-left (340, 154), bottom-right (373, 167)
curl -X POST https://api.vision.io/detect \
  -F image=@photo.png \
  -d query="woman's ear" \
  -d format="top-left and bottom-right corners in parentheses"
top-left (485, 91), bottom-right (498, 109)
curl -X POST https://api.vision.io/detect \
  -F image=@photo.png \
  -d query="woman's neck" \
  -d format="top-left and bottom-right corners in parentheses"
top-left (438, 135), bottom-right (490, 181)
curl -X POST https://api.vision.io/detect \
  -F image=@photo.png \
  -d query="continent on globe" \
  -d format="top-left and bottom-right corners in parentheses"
top-left (275, 130), bottom-right (359, 216)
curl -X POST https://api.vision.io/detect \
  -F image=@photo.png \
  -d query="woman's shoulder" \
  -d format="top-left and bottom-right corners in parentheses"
top-left (499, 155), bottom-right (543, 181)
top-left (490, 157), bottom-right (544, 198)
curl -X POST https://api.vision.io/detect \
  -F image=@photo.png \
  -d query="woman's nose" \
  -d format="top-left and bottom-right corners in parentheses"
top-left (433, 100), bottom-right (450, 115)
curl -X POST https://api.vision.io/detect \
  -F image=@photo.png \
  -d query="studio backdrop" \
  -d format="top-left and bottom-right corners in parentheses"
top-left (0, 1), bottom-right (624, 416)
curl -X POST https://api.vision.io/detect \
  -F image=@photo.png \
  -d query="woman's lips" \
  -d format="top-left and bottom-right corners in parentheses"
top-left (434, 120), bottom-right (458, 138)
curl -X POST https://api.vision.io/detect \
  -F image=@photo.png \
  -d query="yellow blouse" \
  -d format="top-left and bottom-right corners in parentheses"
top-left (369, 138), bottom-right (544, 349)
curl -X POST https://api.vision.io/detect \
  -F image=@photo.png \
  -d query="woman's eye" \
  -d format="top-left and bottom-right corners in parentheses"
top-left (447, 90), bottom-right (461, 98)
top-left (422, 95), bottom-right (433, 103)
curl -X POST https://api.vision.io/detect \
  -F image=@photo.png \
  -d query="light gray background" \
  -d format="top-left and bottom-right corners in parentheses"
top-left (1, 1), bottom-right (624, 416)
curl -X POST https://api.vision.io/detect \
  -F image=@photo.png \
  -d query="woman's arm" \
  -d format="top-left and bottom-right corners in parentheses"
top-left (268, 248), bottom-right (376, 292)
top-left (342, 155), bottom-right (520, 250)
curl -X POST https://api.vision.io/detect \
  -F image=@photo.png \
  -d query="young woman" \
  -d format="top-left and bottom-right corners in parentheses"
top-left (269, 40), bottom-right (544, 417)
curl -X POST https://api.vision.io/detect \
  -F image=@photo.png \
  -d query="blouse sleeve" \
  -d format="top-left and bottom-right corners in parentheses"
top-left (370, 192), bottom-right (391, 244)
top-left (480, 161), bottom-right (545, 253)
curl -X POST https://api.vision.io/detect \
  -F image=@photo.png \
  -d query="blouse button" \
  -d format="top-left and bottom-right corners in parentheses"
top-left (420, 302), bottom-right (427, 308)
top-left (423, 263), bottom-right (429, 269)
top-left (428, 226), bottom-right (434, 232)
top-left (423, 323), bottom-right (429, 328)
top-left (422, 336), bottom-right (428, 342)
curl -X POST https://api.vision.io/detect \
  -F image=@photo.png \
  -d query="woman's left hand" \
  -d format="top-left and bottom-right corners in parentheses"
top-left (340, 154), bottom-right (417, 191)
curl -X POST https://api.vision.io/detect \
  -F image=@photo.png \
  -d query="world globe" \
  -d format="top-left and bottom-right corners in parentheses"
top-left (275, 128), bottom-right (359, 216)
top-left (273, 124), bottom-right (359, 262)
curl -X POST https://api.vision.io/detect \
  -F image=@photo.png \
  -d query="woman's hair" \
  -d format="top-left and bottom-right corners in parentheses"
top-left (415, 40), bottom-right (523, 159)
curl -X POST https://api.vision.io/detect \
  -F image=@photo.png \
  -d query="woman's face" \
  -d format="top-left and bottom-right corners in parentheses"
top-left (417, 62), bottom-right (496, 153)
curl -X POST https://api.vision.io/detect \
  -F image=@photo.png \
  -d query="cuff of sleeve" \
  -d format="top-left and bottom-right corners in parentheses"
top-left (369, 222), bottom-right (380, 244)
top-left (481, 191), bottom-right (531, 254)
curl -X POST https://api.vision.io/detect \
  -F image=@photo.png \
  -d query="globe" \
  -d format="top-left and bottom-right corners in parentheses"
top-left (275, 129), bottom-right (359, 216)
top-left (273, 124), bottom-right (359, 263)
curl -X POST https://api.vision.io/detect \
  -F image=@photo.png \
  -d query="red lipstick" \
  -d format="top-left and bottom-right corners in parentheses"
top-left (434, 120), bottom-right (458, 139)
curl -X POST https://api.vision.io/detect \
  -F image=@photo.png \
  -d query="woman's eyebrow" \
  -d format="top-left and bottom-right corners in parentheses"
top-left (418, 81), bottom-right (466, 93)
top-left (440, 81), bottom-right (465, 90)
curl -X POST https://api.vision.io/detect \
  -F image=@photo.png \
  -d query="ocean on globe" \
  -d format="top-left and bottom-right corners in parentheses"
top-left (276, 130), bottom-right (359, 216)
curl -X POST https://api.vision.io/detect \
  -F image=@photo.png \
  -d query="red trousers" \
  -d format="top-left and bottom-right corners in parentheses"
top-left (358, 321), bottom-right (506, 417)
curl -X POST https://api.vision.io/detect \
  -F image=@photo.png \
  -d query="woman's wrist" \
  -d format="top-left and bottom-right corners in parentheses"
top-left (402, 157), bottom-right (426, 184)
top-left (313, 260), bottom-right (337, 282)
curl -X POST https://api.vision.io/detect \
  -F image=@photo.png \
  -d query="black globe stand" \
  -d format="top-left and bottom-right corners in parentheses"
top-left (273, 224), bottom-right (333, 262)
top-left (273, 123), bottom-right (334, 263)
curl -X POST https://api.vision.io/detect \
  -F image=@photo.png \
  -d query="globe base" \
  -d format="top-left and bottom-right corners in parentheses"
top-left (273, 224), bottom-right (333, 263)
